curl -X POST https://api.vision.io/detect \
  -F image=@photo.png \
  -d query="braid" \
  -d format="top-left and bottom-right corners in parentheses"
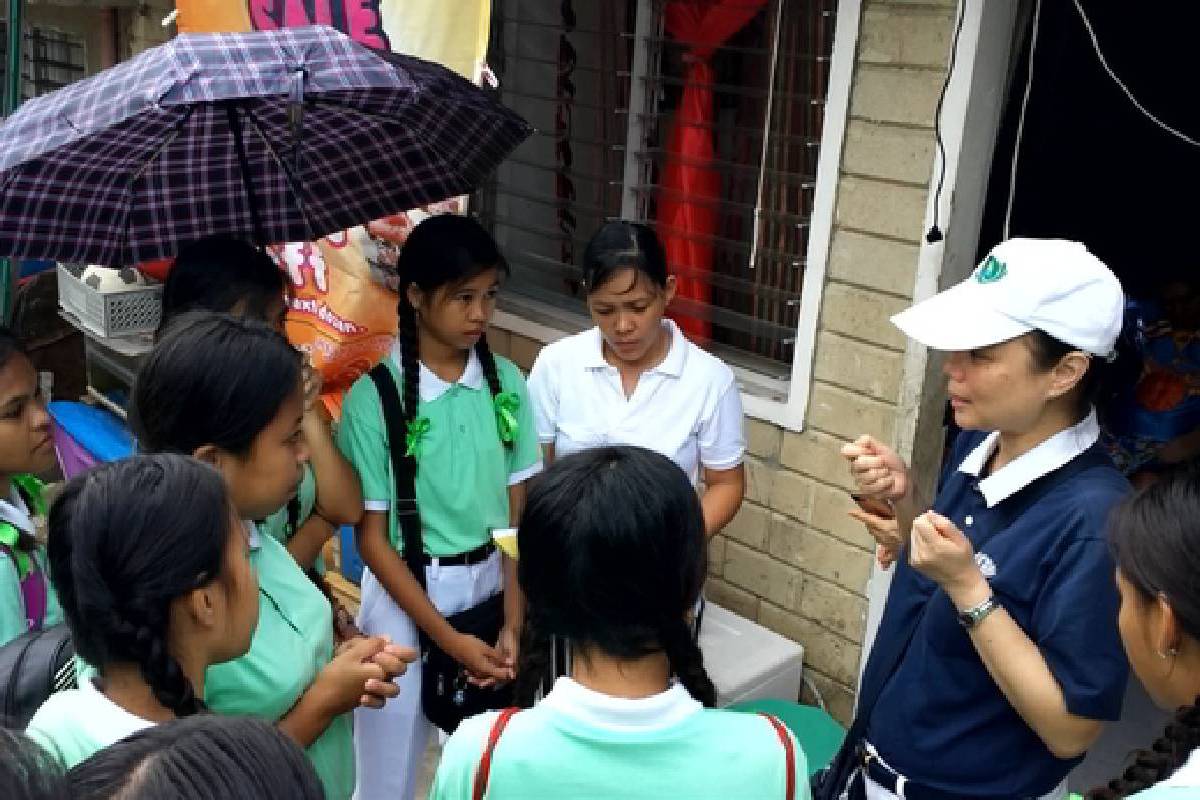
top-left (1087, 701), bottom-right (1200, 798)
top-left (108, 610), bottom-right (206, 717)
top-left (513, 617), bottom-right (552, 708)
top-left (660, 617), bottom-right (717, 708)
top-left (475, 334), bottom-right (513, 452)
top-left (397, 299), bottom-right (421, 429)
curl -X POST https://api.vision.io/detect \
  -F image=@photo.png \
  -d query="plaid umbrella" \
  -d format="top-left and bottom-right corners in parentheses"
top-left (0, 25), bottom-right (530, 265)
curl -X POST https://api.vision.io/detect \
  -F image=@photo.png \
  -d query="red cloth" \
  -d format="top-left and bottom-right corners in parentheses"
top-left (658, 0), bottom-right (766, 342)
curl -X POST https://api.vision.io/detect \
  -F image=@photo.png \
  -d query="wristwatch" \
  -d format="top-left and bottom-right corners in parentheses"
top-left (956, 595), bottom-right (999, 629)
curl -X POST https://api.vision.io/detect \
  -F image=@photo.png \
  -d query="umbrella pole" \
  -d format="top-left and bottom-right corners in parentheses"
top-left (225, 103), bottom-right (266, 245)
top-left (1, 0), bottom-right (24, 323)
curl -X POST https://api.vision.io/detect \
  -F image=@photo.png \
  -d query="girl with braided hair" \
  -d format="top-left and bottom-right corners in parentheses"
top-left (1085, 463), bottom-right (1200, 798)
top-left (338, 214), bottom-right (542, 800)
top-left (129, 314), bottom-right (414, 800)
top-left (25, 455), bottom-right (258, 767)
top-left (431, 446), bottom-right (806, 800)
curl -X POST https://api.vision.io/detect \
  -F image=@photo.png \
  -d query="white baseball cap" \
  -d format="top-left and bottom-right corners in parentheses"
top-left (891, 238), bottom-right (1124, 357)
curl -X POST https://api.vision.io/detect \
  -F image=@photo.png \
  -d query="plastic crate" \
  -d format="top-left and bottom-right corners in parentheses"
top-left (57, 264), bottom-right (162, 338)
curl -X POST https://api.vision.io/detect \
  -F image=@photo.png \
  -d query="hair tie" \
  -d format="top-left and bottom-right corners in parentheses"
top-left (405, 417), bottom-right (431, 459)
top-left (494, 392), bottom-right (521, 444)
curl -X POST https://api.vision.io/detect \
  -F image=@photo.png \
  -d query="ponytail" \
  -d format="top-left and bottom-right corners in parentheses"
top-left (1087, 702), bottom-right (1200, 798)
top-left (476, 333), bottom-right (514, 452)
top-left (47, 455), bottom-right (233, 718)
top-left (513, 618), bottom-right (552, 708)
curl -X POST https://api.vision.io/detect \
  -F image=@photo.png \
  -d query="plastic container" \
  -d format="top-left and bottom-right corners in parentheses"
top-left (48, 401), bottom-right (134, 479)
top-left (57, 264), bottom-right (163, 338)
top-left (698, 602), bottom-right (805, 707)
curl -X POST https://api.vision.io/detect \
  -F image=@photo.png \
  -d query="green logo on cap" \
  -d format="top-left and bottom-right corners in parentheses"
top-left (976, 256), bottom-right (1007, 284)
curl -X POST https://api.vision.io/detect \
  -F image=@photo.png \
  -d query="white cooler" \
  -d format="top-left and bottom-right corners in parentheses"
top-left (699, 603), bottom-right (805, 707)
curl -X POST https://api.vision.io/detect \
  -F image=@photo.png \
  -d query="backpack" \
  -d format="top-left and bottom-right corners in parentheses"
top-left (0, 624), bottom-right (75, 729)
top-left (0, 478), bottom-right (76, 729)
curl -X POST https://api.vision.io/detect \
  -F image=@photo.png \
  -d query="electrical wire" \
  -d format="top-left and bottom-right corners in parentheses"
top-left (925, 0), bottom-right (969, 244)
top-left (1071, 0), bottom-right (1200, 149)
top-left (1003, 0), bottom-right (1042, 240)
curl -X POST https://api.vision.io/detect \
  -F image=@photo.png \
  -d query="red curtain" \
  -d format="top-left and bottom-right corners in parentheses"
top-left (658, 0), bottom-right (766, 342)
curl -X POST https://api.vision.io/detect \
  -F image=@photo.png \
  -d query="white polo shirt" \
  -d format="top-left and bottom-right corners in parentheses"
top-left (527, 320), bottom-right (745, 484)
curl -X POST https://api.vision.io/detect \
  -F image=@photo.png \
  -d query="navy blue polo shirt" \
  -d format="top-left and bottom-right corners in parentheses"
top-left (861, 418), bottom-right (1130, 798)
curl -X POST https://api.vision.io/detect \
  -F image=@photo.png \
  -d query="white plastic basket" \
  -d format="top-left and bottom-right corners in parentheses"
top-left (57, 264), bottom-right (162, 338)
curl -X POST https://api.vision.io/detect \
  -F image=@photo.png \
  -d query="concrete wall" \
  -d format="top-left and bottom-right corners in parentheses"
top-left (491, 0), bottom-right (961, 724)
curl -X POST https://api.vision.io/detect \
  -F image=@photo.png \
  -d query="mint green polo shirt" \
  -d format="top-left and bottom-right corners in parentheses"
top-left (204, 526), bottom-right (352, 800)
top-left (257, 464), bottom-right (317, 547)
top-left (337, 347), bottom-right (542, 556)
top-left (256, 465), bottom-right (325, 574)
top-left (26, 676), bottom-right (153, 768)
top-left (0, 546), bottom-right (63, 647)
top-left (431, 678), bottom-right (808, 800)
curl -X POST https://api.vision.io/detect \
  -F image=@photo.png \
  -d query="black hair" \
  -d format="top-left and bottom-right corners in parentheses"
top-left (159, 236), bottom-right (288, 334)
top-left (0, 729), bottom-right (68, 800)
top-left (1025, 329), bottom-right (1117, 421)
top-left (67, 715), bottom-right (323, 800)
top-left (513, 446), bottom-right (716, 707)
top-left (0, 324), bottom-right (28, 374)
top-left (0, 325), bottom-right (39, 557)
top-left (395, 214), bottom-right (511, 464)
top-left (581, 221), bottom-right (669, 294)
top-left (131, 313), bottom-right (301, 457)
top-left (1087, 464), bottom-right (1200, 798)
top-left (47, 454), bottom-right (233, 718)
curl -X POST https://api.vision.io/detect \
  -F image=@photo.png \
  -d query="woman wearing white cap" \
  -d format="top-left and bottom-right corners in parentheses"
top-left (828, 239), bottom-right (1132, 800)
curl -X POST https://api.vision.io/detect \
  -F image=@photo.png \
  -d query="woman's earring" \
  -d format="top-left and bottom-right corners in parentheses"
top-left (1158, 647), bottom-right (1180, 659)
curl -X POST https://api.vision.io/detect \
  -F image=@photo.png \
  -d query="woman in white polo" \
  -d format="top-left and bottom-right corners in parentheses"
top-left (528, 221), bottom-right (745, 536)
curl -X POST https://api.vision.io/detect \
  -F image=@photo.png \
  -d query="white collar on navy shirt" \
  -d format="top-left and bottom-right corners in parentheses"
top-left (389, 341), bottom-right (484, 403)
top-left (958, 410), bottom-right (1100, 508)
top-left (582, 320), bottom-right (688, 378)
top-left (540, 676), bottom-right (701, 732)
top-left (1161, 746), bottom-right (1200, 788)
top-left (0, 486), bottom-right (35, 535)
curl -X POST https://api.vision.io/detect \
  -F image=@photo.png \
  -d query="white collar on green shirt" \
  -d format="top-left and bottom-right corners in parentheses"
top-left (389, 341), bottom-right (484, 402)
top-left (957, 410), bottom-right (1100, 508)
top-left (582, 320), bottom-right (688, 378)
top-left (540, 676), bottom-right (701, 732)
top-left (1161, 747), bottom-right (1200, 788)
top-left (0, 487), bottom-right (33, 534)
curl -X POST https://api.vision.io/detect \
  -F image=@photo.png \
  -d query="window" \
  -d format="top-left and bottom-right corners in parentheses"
top-left (476, 0), bottom-right (838, 382)
top-left (0, 24), bottom-right (87, 103)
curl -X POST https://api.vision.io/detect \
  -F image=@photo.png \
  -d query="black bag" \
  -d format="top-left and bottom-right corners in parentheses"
top-left (368, 364), bottom-right (512, 734)
top-left (0, 623), bottom-right (76, 729)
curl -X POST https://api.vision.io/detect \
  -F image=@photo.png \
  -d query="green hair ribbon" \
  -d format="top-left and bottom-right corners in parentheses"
top-left (0, 523), bottom-right (32, 580)
top-left (494, 392), bottom-right (521, 444)
top-left (405, 417), bottom-right (432, 459)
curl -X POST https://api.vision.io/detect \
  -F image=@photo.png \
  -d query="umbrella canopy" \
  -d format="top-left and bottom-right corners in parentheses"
top-left (0, 25), bottom-right (530, 265)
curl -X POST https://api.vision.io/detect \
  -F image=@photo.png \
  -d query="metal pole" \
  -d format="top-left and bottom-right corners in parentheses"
top-left (1, 0), bottom-right (23, 323)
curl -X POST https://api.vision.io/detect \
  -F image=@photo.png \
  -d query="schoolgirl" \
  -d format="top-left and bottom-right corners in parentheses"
top-left (1085, 463), bottom-right (1200, 799)
top-left (26, 455), bottom-right (259, 767)
top-left (337, 214), bottom-right (542, 800)
top-left (527, 221), bottom-right (745, 536)
top-left (129, 314), bottom-right (413, 800)
top-left (67, 715), bottom-right (325, 800)
top-left (0, 327), bottom-right (62, 647)
top-left (158, 235), bottom-right (362, 573)
top-left (837, 239), bottom-right (1131, 799)
top-left (431, 446), bottom-right (806, 799)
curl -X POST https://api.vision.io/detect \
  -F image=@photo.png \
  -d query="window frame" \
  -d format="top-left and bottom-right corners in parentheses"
top-left (488, 0), bottom-right (862, 433)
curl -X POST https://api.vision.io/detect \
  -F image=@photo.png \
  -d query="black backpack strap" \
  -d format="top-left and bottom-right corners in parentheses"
top-left (367, 363), bottom-right (426, 594)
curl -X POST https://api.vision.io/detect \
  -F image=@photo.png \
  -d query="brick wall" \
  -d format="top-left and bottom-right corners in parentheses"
top-left (489, 0), bottom-right (960, 725)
